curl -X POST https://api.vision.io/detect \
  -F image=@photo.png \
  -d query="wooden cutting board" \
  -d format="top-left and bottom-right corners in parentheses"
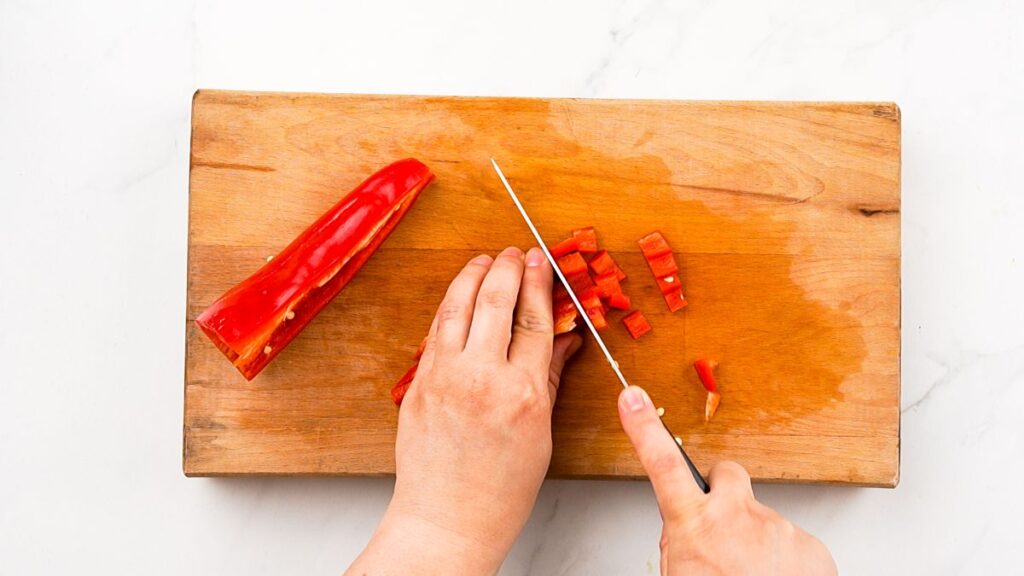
top-left (185, 90), bottom-right (900, 486)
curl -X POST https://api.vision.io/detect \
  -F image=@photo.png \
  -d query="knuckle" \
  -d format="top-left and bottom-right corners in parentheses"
top-left (479, 289), bottom-right (517, 310)
top-left (514, 310), bottom-right (553, 335)
top-left (645, 448), bottom-right (684, 479)
top-left (436, 300), bottom-right (465, 323)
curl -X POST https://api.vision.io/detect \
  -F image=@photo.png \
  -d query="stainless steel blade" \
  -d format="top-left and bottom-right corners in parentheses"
top-left (491, 158), bottom-right (629, 389)
top-left (491, 158), bottom-right (710, 493)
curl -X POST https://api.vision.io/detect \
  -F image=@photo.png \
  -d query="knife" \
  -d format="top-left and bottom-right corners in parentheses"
top-left (491, 159), bottom-right (710, 493)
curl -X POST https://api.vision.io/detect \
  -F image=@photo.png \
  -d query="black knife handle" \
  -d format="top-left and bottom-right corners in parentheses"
top-left (659, 418), bottom-right (710, 493)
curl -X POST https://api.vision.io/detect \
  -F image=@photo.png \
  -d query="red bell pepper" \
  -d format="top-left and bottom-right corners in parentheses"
top-left (638, 231), bottom-right (672, 258)
top-left (588, 250), bottom-right (627, 283)
top-left (556, 252), bottom-right (589, 277)
top-left (694, 359), bottom-right (721, 422)
top-left (196, 158), bottom-right (434, 380)
top-left (694, 359), bottom-right (719, 392)
top-left (571, 227), bottom-right (599, 253)
top-left (390, 362), bottom-right (418, 406)
top-left (663, 289), bottom-right (688, 312)
top-left (638, 231), bottom-right (686, 313)
top-left (549, 236), bottom-right (579, 259)
top-left (654, 274), bottom-right (680, 295)
top-left (586, 307), bottom-right (609, 330)
top-left (622, 310), bottom-right (652, 339)
top-left (646, 251), bottom-right (679, 278)
top-left (594, 273), bottom-right (623, 300)
top-left (606, 292), bottom-right (631, 310)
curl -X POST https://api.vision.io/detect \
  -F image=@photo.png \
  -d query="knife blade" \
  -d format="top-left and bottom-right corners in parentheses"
top-left (491, 158), bottom-right (710, 493)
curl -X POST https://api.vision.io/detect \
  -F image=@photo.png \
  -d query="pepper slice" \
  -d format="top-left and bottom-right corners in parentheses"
top-left (638, 230), bottom-right (686, 313)
top-left (638, 231), bottom-right (672, 258)
top-left (196, 158), bottom-right (434, 380)
top-left (646, 251), bottom-right (679, 278)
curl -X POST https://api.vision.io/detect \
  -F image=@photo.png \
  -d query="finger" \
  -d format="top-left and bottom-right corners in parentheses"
top-left (707, 460), bottom-right (753, 501)
top-left (545, 333), bottom-right (582, 406)
top-left (465, 246), bottom-right (525, 358)
top-left (416, 314), bottom-right (440, 373)
top-left (435, 255), bottom-right (493, 354)
top-left (509, 247), bottom-right (555, 367)
top-left (618, 386), bottom-right (705, 513)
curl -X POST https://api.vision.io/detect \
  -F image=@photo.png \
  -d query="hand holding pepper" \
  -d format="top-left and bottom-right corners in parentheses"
top-left (346, 247), bottom-right (582, 575)
top-left (617, 385), bottom-right (838, 575)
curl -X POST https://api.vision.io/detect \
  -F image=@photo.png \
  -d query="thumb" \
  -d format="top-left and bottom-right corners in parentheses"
top-left (546, 333), bottom-right (582, 405)
top-left (618, 386), bottom-right (704, 516)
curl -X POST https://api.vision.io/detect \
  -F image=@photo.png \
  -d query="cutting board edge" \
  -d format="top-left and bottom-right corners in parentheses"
top-left (191, 88), bottom-right (901, 120)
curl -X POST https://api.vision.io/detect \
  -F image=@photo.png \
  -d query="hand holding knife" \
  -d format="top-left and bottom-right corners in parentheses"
top-left (491, 159), bottom-right (710, 493)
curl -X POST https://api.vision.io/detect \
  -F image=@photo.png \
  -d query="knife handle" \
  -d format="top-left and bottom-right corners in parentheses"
top-left (659, 419), bottom-right (710, 493)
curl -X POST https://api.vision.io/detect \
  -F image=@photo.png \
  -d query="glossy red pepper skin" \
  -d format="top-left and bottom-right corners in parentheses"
top-left (196, 158), bottom-right (434, 380)
top-left (694, 359), bottom-right (719, 392)
top-left (622, 310), bottom-right (652, 339)
top-left (549, 237), bottom-right (579, 259)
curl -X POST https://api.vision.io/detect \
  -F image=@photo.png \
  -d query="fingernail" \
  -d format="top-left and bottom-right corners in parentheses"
top-left (526, 247), bottom-right (547, 267)
top-left (622, 386), bottom-right (649, 412)
top-left (471, 254), bottom-right (493, 266)
top-left (501, 246), bottom-right (523, 260)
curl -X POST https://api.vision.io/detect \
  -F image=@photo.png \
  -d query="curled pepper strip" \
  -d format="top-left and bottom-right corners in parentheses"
top-left (196, 158), bottom-right (434, 380)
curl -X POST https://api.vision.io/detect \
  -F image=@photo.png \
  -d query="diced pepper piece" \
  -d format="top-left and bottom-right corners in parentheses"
top-left (622, 310), bottom-right (652, 340)
top-left (567, 272), bottom-right (595, 294)
top-left (571, 227), bottom-right (598, 253)
top-left (590, 250), bottom-right (628, 283)
top-left (586, 307), bottom-right (608, 330)
top-left (646, 251), bottom-right (679, 278)
top-left (391, 361), bottom-right (419, 405)
top-left (196, 158), bottom-right (434, 380)
top-left (663, 289), bottom-right (688, 312)
top-left (588, 251), bottom-right (616, 276)
top-left (693, 359), bottom-right (719, 392)
top-left (549, 236), bottom-right (578, 259)
top-left (607, 292), bottom-right (631, 310)
top-left (556, 252), bottom-right (588, 277)
top-left (414, 336), bottom-right (428, 360)
top-left (638, 231), bottom-right (672, 258)
top-left (655, 274), bottom-right (680, 295)
top-left (705, 391), bottom-right (721, 422)
top-left (594, 273), bottom-right (623, 300)
top-left (578, 287), bottom-right (602, 312)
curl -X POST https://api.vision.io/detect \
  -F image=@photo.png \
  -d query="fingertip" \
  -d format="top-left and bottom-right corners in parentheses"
top-left (618, 385), bottom-right (651, 415)
top-left (525, 246), bottom-right (548, 268)
top-left (470, 254), bottom-right (493, 267)
top-left (499, 246), bottom-right (523, 261)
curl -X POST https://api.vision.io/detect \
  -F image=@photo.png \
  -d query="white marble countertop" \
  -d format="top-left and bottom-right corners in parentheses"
top-left (2, 0), bottom-right (1021, 573)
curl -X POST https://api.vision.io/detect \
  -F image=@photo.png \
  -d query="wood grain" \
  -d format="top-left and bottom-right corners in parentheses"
top-left (185, 91), bottom-right (901, 486)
